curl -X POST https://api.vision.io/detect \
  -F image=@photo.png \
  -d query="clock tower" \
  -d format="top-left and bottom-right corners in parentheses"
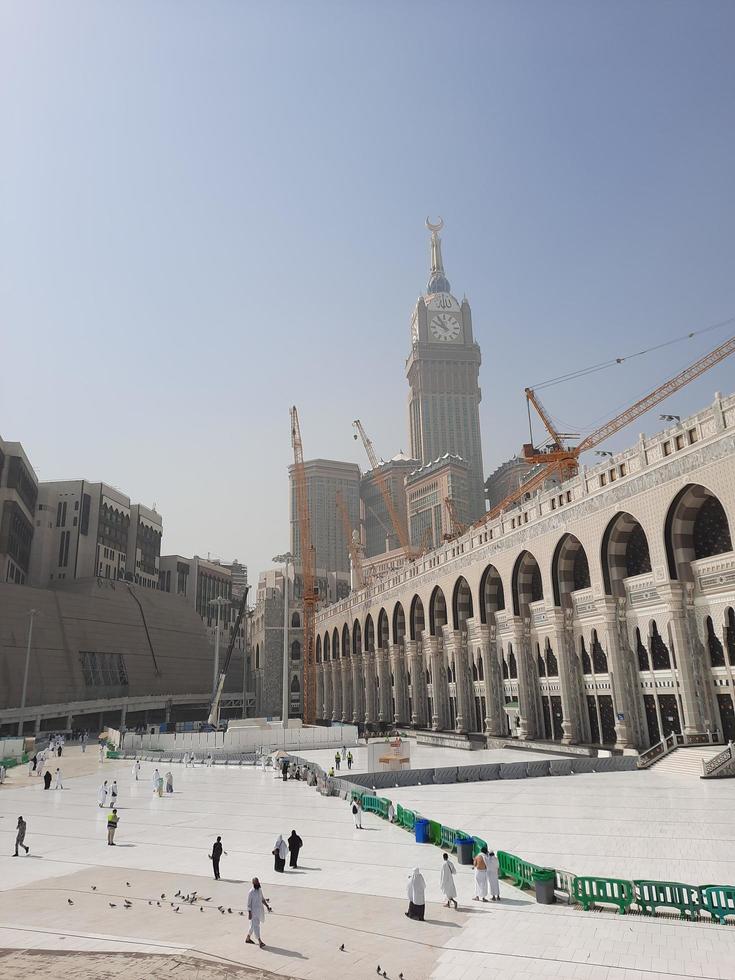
top-left (406, 219), bottom-right (485, 520)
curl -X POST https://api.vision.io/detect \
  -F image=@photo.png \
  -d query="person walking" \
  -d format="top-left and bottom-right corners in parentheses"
top-left (99, 742), bottom-right (105, 762)
top-left (272, 834), bottom-right (287, 872)
top-left (81, 732), bottom-right (87, 753)
top-left (206, 753), bottom-right (213, 768)
top-left (109, 780), bottom-right (118, 806)
top-left (406, 868), bottom-right (426, 921)
top-left (351, 798), bottom-right (363, 829)
top-left (440, 852), bottom-right (458, 909)
top-left (334, 751), bottom-right (341, 772)
top-left (209, 836), bottom-right (226, 879)
top-left (183, 752), bottom-right (189, 768)
top-left (132, 759), bottom-right (140, 781)
top-left (473, 846), bottom-right (489, 902)
top-left (54, 768), bottom-right (63, 790)
top-left (487, 849), bottom-right (501, 901)
top-left (14, 816), bottom-right (30, 856)
top-left (347, 750), bottom-right (353, 770)
top-left (287, 829), bottom-right (303, 868)
top-left (28, 756), bottom-right (35, 776)
top-left (152, 768), bottom-right (160, 795)
top-left (43, 769), bottom-right (52, 790)
top-left (107, 808), bottom-right (119, 846)
top-left (165, 771), bottom-right (174, 794)
top-left (97, 780), bottom-right (108, 808)
top-left (387, 801), bottom-right (396, 823)
top-left (246, 877), bottom-right (271, 948)
top-left (57, 742), bottom-right (63, 758)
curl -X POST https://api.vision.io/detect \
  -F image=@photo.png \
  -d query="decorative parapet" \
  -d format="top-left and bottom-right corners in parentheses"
top-left (571, 588), bottom-right (596, 619)
top-left (702, 742), bottom-right (735, 778)
top-left (624, 573), bottom-right (660, 608)
top-left (691, 552), bottom-right (735, 596)
top-left (530, 600), bottom-right (547, 628)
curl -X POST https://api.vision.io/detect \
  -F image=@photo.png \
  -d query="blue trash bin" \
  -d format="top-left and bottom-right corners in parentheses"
top-left (415, 818), bottom-right (430, 844)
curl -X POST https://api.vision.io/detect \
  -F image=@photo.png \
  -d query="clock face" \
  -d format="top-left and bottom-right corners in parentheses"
top-left (430, 312), bottom-right (461, 342)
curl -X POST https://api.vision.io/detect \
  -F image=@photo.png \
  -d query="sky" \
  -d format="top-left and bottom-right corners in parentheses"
top-left (2, 0), bottom-right (735, 580)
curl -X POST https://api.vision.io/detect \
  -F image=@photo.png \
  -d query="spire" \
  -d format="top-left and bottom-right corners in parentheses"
top-left (425, 216), bottom-right (451, 295)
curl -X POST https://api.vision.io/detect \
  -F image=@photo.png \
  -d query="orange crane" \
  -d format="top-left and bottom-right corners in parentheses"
top-left (290, 406), bottom-right (317, 725)
top-left (352, 419), bottom-right (416, 558)
top-left (444, 496), bottom-right (468, 540)
top-left (476, 330), bottom-right (735, 526)
top-left (335, 489), bottom-right (364, 590)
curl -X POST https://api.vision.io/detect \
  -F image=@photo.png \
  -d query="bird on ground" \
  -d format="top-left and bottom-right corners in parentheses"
top-left (174, 907), bottom-right (180, 913)
top-left (148, 901), bottom-right (152, 906)
top-left (377, 968), bottom-right (381, 975)
top-left (399, 974), bottom-right (404, 980)
top-left (339, 944), bottom-right (345, 952)
top-left (161, 894), bottom-right (166, 899)
top-left (91, 886), bottom-right (97, 891)
top-left (156, 902), bottom-right (161, 907)
top-left (126, 882), bottom-right (131, 887)
top-left (109, 903), bottom-right (117, 908)
top-left (227, 908), bottom-right (232, 914)
top-left (200, 908), bottom-right (204, 913)
top-left (124, 901), bottom-right (132, 909)
top-left (67, 899), bottom-right (74, 905)
top-left (175, 891), bottom-right (181, 897)
top-left (382, 973), bottom-right (387, 978)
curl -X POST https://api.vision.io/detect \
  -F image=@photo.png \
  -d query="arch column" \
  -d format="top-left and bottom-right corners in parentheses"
top-left (363, 650), bottom-right (378, 726)
top-left (594, 599), bottom-right (639, 748)
top-left (350, 654), bottom-right (364, 724)
top-left (390, 643), bottom-right (410, 724)
top-left (663, 583), bottom-right (710, 736)
top-left (376, 648), bottom-right (392, 723)
top-left (549, 610), bottom-right (583, 744)
top-left (331, 661), bottom-right (342, 722)
top-left (406, 639), bottom-right (428, 727)
top-left (511, 618), bottom-right (540, 740)
top-left (468, 619), bottom-right (505, 737)
top-left (323, 662), bottom-right (332, 721)
top-left (423, 632), bottom-right (450, 730)
top-left (443, 625), bottom-right (474, 733)
top-left (316, 664), bottom-right (324, 721)
top-left (341, 659), bottom-right (352, 723)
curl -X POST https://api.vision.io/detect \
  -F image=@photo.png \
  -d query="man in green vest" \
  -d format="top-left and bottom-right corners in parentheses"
top-left (107, 808), bottom-right (119, 846)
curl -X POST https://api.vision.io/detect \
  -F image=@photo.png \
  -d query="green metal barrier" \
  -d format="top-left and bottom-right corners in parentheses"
top-left (439, 826), bottom-right (471, 851)
top-left (634, 880), bottom-right (702, 919)
top-left (376, 798), bottom-right (389, 819)
top-left (427, 819), bottom-right (442, 846)
top-left (701, 885), bottom-right (735, 924)
top-left (400, 808), bottom-right (417, 831)
top-left (472, 837), bottom-right (488, 858)
top-left (497, 850), bottom-right (555, 890)
top-left (573, 876), bottom-right (634, 914)
top-left (350, 790), bottom-right (363, 803)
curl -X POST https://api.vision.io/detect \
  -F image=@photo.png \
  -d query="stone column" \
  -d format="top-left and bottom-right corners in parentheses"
top-left (322, 662), bottom-right (332, 721)
top-left (664, 584), bottom-right (708, 735)
top-left (363, 650), bottom-right (378, 726)
top-left (549, 610), bottom-right (582, 744)
top-left (341, 658), bottom-right (352, 723)
top-left (511, 618), bottom-right (539, 740)
top-left (331, 659), bottom-right (343, 723)
top-left (376, 648), bottom-right (392, 723)
top-left (390, 643), bottom-right (410, 724)
top-left (406, 639), bottom-right (428, 728)
top-left (120, 704), bottom-right (127, 730)
top-left (350, 654), bottom-right (364, 724)
top-left (443, 626), bottom-right (474, 733)
top-left (316, 663), bottom-right (324, 720)
top-left (468, 619), bottom-right (505, 737)
top-left (423, 632), bottom-right (450, 731)
top-left (596, 599), bottom-right (638, 748)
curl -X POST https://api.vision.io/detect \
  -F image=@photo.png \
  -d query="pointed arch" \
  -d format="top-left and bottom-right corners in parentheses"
top-left (452, 576), bottom-right (474, 630)
top-left (352, 618), bottom-right (362, 655)
top-left (512, 550), bottom-right (543, 616)
top-left (377, 608), bottom-right (389, 649)
top-left (552, 533), bottom-right (591, 606)
top-left (601, 511), bottom-right (651, 596)
top-left (410, 595), bottom-right (425, 641)
top-left (332, 627), bottom-right (340, 660)
top-left (291, 640), bottom-right (301, 661)
top-left (479, 563), bottom-right (505, 623)
top-left (393, 602), bottom-right (406, 645)
top-left (324, 632), bottom-right (331, 661)
top-left (342, 622), bottom-right (350, 658)
top-left (665, 484), bottom-right (732, 582)
top-left (364, 614), bottom-right (375, 652)
top-left (429, 586), bottom-right (447, 636)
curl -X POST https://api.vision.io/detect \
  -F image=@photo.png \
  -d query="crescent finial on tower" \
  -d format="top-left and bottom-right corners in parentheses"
top-left (426, 216), bottom-right (444, 234)
top-left (425, 217), bottom-right (450, 294)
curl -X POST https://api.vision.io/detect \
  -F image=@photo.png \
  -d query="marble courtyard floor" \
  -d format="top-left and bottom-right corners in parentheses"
top-left (1, 745), bottom-right (734, 980)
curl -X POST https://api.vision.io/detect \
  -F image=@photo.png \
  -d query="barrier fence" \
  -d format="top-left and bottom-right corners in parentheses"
top-left (349, 789), bottom-right (735, 925)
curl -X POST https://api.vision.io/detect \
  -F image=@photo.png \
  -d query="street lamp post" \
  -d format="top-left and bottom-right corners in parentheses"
top-left (209, 596), bottom-right (229, 697)
top-left (18, 609), bottom-right (38, 737)
top-left (273, 552), bottom-right (293, 729)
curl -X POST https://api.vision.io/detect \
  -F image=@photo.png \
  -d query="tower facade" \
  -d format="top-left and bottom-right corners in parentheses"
top-left (406, 220), bottom-right (485, 519)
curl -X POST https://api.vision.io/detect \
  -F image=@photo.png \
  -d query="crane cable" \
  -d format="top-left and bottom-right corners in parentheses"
top-left (529, 315), bottom-right (735, 392)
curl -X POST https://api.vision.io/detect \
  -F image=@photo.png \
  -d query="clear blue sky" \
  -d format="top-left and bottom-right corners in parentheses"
top-left (2, 1), bottom-right (734, 579)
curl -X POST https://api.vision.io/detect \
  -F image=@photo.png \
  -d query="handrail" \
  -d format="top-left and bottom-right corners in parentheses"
top-left (703, 742), bottom-right (734, 777)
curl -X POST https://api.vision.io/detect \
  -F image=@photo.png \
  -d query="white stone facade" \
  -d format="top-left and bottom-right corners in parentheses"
top-left (314, 393), bottom-right (735, 749)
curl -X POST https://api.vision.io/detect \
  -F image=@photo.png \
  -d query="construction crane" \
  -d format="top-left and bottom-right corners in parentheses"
top-left (207, 584), bottom-right (250, 729)
top-left (476, 330), bottom-right (735, 526)
top-left (336, 489), bottom-right (364, 590)
top-left (444, 496), bottom-right (468, 540)
top-left (352, 419), bottom-right (416, 558)
top-left (290, 406), bottom-right (317, 726)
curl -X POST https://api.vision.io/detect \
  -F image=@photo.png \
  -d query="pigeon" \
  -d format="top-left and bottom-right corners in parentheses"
top-left (126, 882), bottom-right (131, 887)
top-left (175, 891), bottom-right (181, 898)
top-left (91, 886), bottom-right (97, 891)
top-left (383, 973), bottom-right (387, 979)
top-left (200, 907), bottom-right (204, 913)
top-left (339, 944), bottom-right (345, 952)
top-left (156, 902), bottom-right (161, 907)
top-left (218, 905), bottom-right (224, 912)
top-left (239, 911), bottom-right (244, 916)
top-left (161, 894), bottom-right (166, 899)
top-left (204, 897), bottom-right (211, 902)
top-left (377, 969), bottom-right (381, 975)
top-left (109, 903), bottom-right (117, 908)
top-left (124, 901), bottom-right (132, 909)
top-left (399, 975), bottom-right (404, 980)
top-left (220, 909), bottom-right (225, 915)
top-left (67, 899), bottom-right (74, 905)
top-left (148, 901), bottom-right (152, 906)
top-left (174, 907), bottom-right (180, 913)
top-left (227, 908), bottom-right (232, 914)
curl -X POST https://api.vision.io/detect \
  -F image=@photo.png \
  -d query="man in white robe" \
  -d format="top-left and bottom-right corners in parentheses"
top-left (246, 877), bottom-right (271, 947)
top-left (97, 781), bottom-right (108, 807)
top-left (152, 768), bottom-right (160, 794)
top-left (54, 768), bottom-right (63, 790)
top-left (473, 847), bottom-right (489, 902)
top-left (440, 852), bottom-right (458, 909)
top-left (487, 850), bottom-right (501, 901)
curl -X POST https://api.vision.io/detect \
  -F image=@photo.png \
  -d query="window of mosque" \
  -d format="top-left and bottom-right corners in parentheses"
top-left (625, 523), bottom-right (652, 577)
top-left (650, 622), bottom-right (672, 670)
top-left (693, 496), bottom-right (732, 560)
top-left (508, 650), bottom-right (518, 679)
top-left (581, 638), bottom-right (592, 675)
top-left (706, 617), bottom-right (725, 668)
top-left (530, 564), bottom-right (543, 602)
top-left (573, 548), bottom-right (591, 591)
top-left (546, 644), bottom-right (559, 677)
top-left (636, 629), bottom-right (650, 671)
top-left (537, 651), bottom-right (546, 677)
top-left (591, 633), bottom-right (608, 673)
top-left (726, 609), bottom-right (735, 667)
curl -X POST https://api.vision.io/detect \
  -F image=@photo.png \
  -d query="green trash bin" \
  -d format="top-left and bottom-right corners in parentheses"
top-left (533, 868), bottom-right (556, 905)
top-left (456, 837), bottom-right (474, 866)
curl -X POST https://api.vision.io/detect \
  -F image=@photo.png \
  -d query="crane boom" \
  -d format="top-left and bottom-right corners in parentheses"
top-left (336, 489), bottom-right (364, 590)
top-left (290, 406), bottom-right (317, 726)
top-left (352, 419), bottom-right (415, 558)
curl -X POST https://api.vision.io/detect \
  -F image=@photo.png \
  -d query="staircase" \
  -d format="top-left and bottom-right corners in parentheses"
top-left (649, 746), bottom-right (723, 777)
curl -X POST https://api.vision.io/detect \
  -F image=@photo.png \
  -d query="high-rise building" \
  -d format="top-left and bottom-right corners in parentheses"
top-left (29, 481), bottom-right (162, 587)
top-left (406, 219), bottom-right (485, 519)
top-left (360, 452), bottom-right (417, 558)
top-left (0, 436), bottom-right (38, 585)
top-left (406, 453), bottom-right (471, 550)
top-left (289, 459), bottom-right (360, 576)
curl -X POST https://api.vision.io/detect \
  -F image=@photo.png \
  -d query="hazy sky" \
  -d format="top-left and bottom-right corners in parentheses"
top-left (2, 1), bottom-right (735, 580)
